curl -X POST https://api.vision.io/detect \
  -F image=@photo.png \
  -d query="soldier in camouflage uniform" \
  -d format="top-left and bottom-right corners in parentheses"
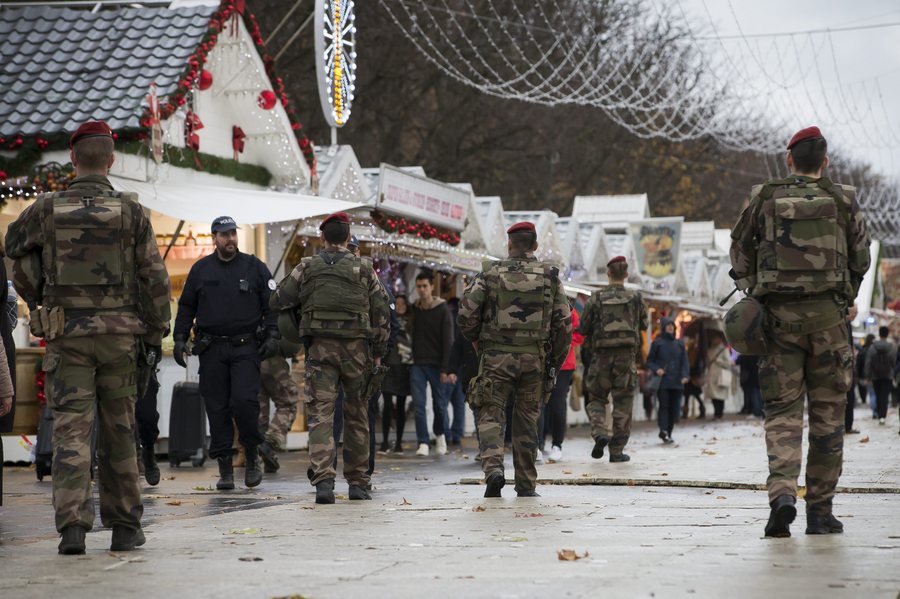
top-left (458, 221), bottom-right (572, 498)
top-left (256, 338), bottom-right (302, 472)
top-left (730, 126), bottom-right (870, 537)
top-left (5, 121), bottom-right (171, 554)
top-left (269, 212), bottom-right (390, 504)
top-left (578, 256), bottom-right (648, 463)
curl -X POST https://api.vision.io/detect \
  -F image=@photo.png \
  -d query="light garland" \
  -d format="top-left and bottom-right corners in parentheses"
top-left (315, 0), bottom-right (357, 128)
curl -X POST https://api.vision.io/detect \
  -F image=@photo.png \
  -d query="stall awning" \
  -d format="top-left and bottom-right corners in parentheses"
top-left (109, 177), bottom-right (362, 225)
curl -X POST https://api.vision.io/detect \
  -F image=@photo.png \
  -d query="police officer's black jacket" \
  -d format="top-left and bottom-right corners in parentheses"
top-left (175, 250), bottom-right (276, 338)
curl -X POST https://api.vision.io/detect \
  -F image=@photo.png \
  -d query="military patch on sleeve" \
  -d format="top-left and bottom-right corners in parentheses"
top-left (268, 279), bottom-right (277, 290)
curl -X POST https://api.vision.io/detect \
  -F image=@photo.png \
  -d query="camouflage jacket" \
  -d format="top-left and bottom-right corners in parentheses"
top-left (269, 249), bottom-right (390, 358)
top-left (730, 176), bottom-right (870, 302)
top-left (578, 284), bottom-right (648, 350)
top-left (5, 175), bottom-right (171, 344)
top-left (458, 251), bottom-right (572, 370)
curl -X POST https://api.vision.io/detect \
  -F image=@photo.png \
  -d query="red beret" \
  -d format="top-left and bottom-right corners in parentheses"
top-left (319, 212), bottom-right (350, 230)
top-left (507, 221), bottom-right (536, 235)
top-left (607, 255), bottom-right (627, 267)
top-left (69, 120), bottom-right (113, 148)
top-left (787, 126), bottom-right (824, 150)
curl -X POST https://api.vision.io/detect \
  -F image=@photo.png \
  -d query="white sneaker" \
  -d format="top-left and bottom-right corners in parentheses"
top-left (535, 449), bottom-right (544, 464)
top-left (416, 443), bottom-right (430, 456)
top-left (879, 418), bottom-right (886, 425)
top-left (548, 445), bottom-right (563, 462)
top-left (435, 434), bottom-right (448, 456)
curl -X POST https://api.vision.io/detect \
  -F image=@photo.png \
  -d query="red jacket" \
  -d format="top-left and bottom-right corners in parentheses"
top-left (561, 309), bottom-right (584, 371)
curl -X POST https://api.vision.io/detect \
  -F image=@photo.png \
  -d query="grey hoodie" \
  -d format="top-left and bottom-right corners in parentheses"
top-left (865, 338), bottom-right (897, 381)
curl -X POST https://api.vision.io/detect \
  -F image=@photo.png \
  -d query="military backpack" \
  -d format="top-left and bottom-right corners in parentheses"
top-left (478, 258), bottom-right (557, 354)
top-left (297, 252), bottom-right (372, 339)
top-left (589, 286), bottom-right (641, 349)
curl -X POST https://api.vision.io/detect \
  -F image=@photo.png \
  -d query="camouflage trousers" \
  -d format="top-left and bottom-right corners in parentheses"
top-left (759, 302), bottom-right (852, 513)
top-left (469, 351), bottom-right (543, 494)
top-left (257, 356), bottom-right (300, 451)
top-left (305, 338), bottom-right (372, 486)
top-left (585, 347), bottom-right (637, 455)
top-left (44, 334), bottom-right (142, 532)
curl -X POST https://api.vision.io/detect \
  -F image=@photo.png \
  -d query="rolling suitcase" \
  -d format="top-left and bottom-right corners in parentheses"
top-left (168, 381), bottom-right (207, 467)
top-left (34, 404), bottom-right (54, 481)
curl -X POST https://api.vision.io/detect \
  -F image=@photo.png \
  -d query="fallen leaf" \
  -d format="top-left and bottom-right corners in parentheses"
top-left (626, 479), bottom-right (635, 486)
top-left (859, 436), bottom-right (870, 443)
top-left (581, 473), bottom-right (591, 478)
top-left (557, 549), bottom-right (589, 561)
top-left (515, 512), bottom-right (544, 518)
top-left (165, 500), bottom-right (182, 506)
top-left (192, 485), bottom-right (214, 491)
top-left (704, 490), bottom-right (714, 495)
top-left (228, 528), bottom-right (260, 535)
top-left (562, 470), bottom-right (573, 475)
top-left (399, 497), bottom-right (412, 506)
top-left (238, 556), bottom-right (263, 562)
top-left (163, 476), bottom-right (176, 481)
top-left (716, 496), bottom-right (727, 500)
top-left (797, 488), bottom-right (807, 499)
top-left (334, 494), bottom-right (347, 500)
top-left (701, 449), bottom-right (717, 456)
top-left (660, 473), bottom-right (669, 476)
top-left (472, 505), bottom-right (486, 512)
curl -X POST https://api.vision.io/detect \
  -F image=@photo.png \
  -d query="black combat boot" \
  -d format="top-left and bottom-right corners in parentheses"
top-left (258, 441), bottom-right (280, 473)
top-left (484, 471), bottom-right (505, 498)
top-left (216, 455), bottom-right (235, 490)
top-left (349, 484), bottom-right (372, 500)
top-left (609, 454), bottom-right (631, 463)
top-left (142, 445), bottom-right (160, 486)
top-left (517, 489), bottom-right (540, 497)
top-left (110, 526), bottom-right (145, 551)
top-left (591, 436), bottom-right (609, 459)
top-left (764, 495), bottom-right (797, 538)
top-left (58, 525), bottom-right (87, 555)
top-left (316, 479), bottom-right (336, 504)
top-left (806, 503), bottom-right (843, 534)
top-left (245, 446), bottom-right (263, 488)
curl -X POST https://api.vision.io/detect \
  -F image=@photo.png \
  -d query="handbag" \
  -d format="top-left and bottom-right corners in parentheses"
top-left (647, 373), bottom-right (662, 393)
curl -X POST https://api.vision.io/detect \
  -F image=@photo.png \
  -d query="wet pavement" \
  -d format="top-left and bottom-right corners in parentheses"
top-left (1, 406), bottom-right (899, 598)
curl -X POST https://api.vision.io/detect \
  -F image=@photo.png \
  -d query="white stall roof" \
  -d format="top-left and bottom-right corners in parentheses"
top-left (681, 221), bottom-right (716, 251)
top-left (572, 194), bottom-right (650, 225)
top-left (110, 176), bottom-right (361, 225)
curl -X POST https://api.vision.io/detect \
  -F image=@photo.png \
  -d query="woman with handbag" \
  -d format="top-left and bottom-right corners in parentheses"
top-left (647, 317), bottom-right (689, 444)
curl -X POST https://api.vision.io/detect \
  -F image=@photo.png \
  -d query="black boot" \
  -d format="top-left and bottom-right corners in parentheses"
top-left (142, 445), bottom-right (160, 486)
top-left (258, 442), bottom-right (280, 473)
top-left (349, 484), bottom-right (372, 500)
top-left (764, 495), bottom-right (797, 538)
top-left (245, 446), bottom-right (263, 488)
top-left (110, 525), bottom-right (144, 552)
top-left (58, 525), bottom-right (86, 555)
top-left (806, 512), bottom-right (844, 534)
top-left (609, 454), bottom-right (631, 463)
top-left (316, 479), bottom-right (335, 504)
top-left (216, 455), bottom-right (235, 490)
top-left (591, 436), bottom-right (609, 459)
top-left (517, 489), bottom-right (540, 497)
top-left (484, 471), bottom-right (505, 498)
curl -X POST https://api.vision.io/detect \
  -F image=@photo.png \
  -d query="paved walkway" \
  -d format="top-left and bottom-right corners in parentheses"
top-left (1, 406), bottom-right (898, 598)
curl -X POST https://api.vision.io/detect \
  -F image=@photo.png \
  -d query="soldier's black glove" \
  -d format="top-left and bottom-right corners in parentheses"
top-left (173, 335), bottom-right (188, 368)
top-left (258, 330), bottom-right (280, 360)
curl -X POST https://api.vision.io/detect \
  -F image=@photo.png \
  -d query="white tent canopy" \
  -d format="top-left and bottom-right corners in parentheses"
top-left (109, 176), bottom-right (362, 225)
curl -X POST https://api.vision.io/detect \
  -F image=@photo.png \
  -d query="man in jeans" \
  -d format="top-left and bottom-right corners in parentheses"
top-left (864, 326), bottom-right (897, 426)
top-left (409, 272), bottom-right (454, 456)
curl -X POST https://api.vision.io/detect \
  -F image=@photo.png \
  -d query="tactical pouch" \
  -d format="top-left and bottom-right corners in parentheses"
top-left (28, 309), bottom-right (45, 338)
top-left (191, 334), bottom-right (212, 356)
top-left (37, 306), bottom-right (65, 341)
top-left (466, 376), bottom-right (492, 409)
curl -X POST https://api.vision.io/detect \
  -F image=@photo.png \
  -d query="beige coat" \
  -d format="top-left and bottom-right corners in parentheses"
top-left (704, 345), bottom-right (733, 400)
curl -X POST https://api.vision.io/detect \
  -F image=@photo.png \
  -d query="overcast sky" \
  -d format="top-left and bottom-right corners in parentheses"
top-left (676, 0), bottom-right (900, 179)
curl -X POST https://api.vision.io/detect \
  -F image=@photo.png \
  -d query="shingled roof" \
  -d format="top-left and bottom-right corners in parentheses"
top-left (0, 3), bottom-right (217, 137)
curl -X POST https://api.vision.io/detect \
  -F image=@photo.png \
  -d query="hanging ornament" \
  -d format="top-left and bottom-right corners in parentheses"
top-left (232, 126), bottom-right (246, 161)
top-left (257, 90), bottom-right (277, 110)
top-left (198, 70), bottom-right (213, 91)
top-left (184, 110), bottom-right (203, 151)
top-left (146, 83), bottom-right (164, 164)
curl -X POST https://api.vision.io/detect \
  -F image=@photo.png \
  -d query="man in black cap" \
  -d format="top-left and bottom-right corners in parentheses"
top-left (173, 216), bottom-right (280, 490)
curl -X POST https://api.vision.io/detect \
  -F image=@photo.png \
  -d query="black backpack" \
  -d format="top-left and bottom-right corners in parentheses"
top-left (871, 347), bottom-right (894, 379)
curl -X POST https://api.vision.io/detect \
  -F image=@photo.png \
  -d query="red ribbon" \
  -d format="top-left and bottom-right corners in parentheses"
top-left (232, 126), bottom-right (246, 161)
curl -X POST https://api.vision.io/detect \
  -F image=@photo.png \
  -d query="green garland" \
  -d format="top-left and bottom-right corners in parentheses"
top-left (119, 141), bottom-right (272, 187)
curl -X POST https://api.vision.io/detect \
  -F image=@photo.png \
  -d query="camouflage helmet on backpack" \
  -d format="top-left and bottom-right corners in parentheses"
top-left (724, 295), bottom-right (768, 356)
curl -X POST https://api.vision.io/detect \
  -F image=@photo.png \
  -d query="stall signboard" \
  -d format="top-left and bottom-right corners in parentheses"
top-left (629, 217), bottom-right (683, 292)
top-left (377, 164), bottom-right (469, 232)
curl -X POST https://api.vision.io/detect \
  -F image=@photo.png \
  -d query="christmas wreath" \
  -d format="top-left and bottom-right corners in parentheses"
top-left (372, 210), bottom-right (461, 246)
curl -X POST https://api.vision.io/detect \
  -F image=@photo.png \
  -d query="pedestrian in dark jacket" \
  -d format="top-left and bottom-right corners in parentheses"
top-left (857, 333), bottom-right (876, 417)
top-left (736, 353), bottom-right (762, 418)
top-left (647, 316), bottom-right (689, 444)
top-left (864, 326), bottom-right (897, 424)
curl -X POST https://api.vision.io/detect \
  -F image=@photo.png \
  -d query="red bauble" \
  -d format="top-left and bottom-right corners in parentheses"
top-left (199, 70), bottom-right (214, 90)
top-left (257, 90), bottom-right (277, 110)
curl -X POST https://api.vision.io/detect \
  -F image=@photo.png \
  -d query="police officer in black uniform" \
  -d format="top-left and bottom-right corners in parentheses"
top-left (173, 216), bottom-right (280, 490)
